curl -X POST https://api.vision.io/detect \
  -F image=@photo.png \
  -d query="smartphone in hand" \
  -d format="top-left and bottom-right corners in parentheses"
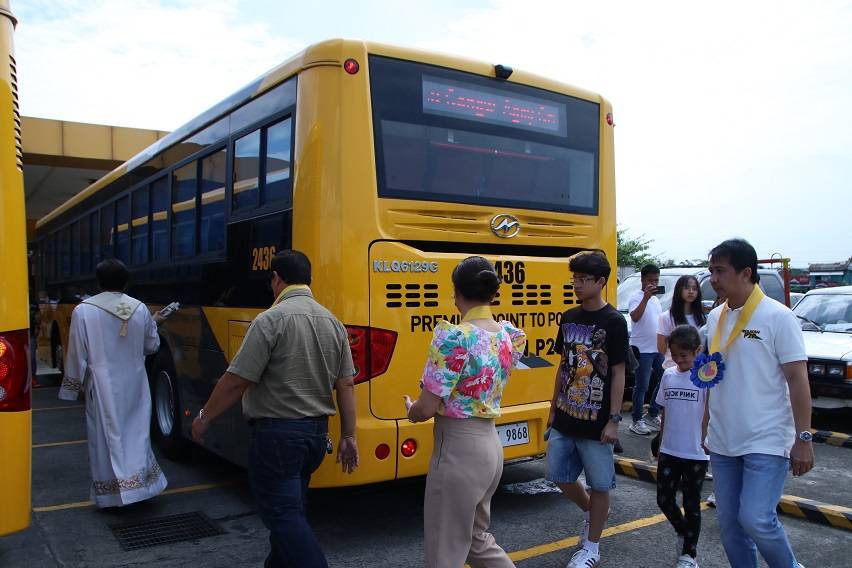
top-left (158, 301), bottom-right (180, 319)
top-left (654, 285), bottom-right (667, 295)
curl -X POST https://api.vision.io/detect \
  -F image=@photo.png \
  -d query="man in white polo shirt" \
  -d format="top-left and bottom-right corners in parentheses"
top-left (705, 239), bottom-right (814, 568)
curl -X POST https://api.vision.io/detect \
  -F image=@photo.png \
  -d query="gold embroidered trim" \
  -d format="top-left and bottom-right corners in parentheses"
top-left (60, 376), bottom-right (82, 393)
top-left (93, 463), bottom-right (163, 496)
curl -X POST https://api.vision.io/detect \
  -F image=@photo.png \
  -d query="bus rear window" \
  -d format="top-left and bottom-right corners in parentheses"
top-left (370, 56), bottom-right (600, 214)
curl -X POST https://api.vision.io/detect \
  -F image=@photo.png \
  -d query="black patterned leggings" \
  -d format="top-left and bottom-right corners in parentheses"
top-left (656, 452), bottom-right (709, 558)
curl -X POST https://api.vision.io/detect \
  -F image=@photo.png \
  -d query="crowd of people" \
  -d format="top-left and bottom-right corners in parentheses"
top-left (57, 238), bottom-right (815, 568)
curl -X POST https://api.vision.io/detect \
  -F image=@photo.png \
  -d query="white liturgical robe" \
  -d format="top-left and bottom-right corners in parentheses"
top-left (59, 292), bottom-right (167, 507)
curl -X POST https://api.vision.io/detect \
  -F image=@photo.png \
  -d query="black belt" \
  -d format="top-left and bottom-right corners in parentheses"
top-left (248, 416), bottom-right (328, 426)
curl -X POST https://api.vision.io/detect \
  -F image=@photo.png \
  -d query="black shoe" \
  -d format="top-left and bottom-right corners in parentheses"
top-left (614, 439), bottom-right (624, 454)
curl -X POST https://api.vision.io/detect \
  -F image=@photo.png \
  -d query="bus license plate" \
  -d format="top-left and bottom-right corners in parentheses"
top-left (497, 421), bottom-right (529, 447)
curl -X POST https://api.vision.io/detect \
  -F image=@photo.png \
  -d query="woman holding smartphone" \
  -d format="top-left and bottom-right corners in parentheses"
top-left (405, 256), bottom-right (526, 568)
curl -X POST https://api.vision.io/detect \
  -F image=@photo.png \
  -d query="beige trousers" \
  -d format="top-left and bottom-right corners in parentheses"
top-left (424, 416), bottom-right (515, 568)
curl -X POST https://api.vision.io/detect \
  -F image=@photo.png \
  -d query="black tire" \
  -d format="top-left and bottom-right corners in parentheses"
top-left (148, 348), bottom-right (189, 460)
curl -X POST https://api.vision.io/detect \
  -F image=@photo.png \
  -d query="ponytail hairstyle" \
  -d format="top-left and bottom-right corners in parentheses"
top-left (671, 275), bottom-right (706, 327)
top-left (451, 256), bottom-right (501, 303)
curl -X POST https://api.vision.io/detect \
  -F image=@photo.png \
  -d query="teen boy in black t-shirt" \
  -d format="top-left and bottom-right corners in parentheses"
top-left (546, 251), bottom-right (628, 568)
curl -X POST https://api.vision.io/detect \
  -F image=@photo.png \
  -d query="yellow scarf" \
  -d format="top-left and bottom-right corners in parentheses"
top-left (274, 285), bottom-right (311, 306)
top-left (462, 305), bottom-right (493, 322)
top-left (709, 285), bottom-right (765, 354)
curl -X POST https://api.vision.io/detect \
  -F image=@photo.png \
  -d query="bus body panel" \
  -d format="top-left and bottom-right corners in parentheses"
top-left (0, 0), bottom-right (32, 536)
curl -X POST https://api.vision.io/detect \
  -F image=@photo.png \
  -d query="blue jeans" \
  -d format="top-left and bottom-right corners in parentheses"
top-left (248, 417), bottom-right (330, 568)
top-left (632, 351), bottom-right (663, 422)
top-left (710, 452), bottom-right (798, 568)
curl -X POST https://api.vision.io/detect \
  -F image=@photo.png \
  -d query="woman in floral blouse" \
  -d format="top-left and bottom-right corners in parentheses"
top-left (405, 256), bottom-right (527, 568)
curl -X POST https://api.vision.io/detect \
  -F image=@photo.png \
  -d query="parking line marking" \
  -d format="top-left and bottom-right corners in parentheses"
top-left (504, 503), bottom-right (711, 564)
top-left (32, 404), bottom-right (85, 412)
top-left (33, 439), bottom-right (87, 449)
top-left (32, 481), bottom-right (238, 513)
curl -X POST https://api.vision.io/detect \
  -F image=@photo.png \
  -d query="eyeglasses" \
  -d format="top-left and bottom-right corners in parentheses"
top-left (571, 276), bottom-right (599, 285)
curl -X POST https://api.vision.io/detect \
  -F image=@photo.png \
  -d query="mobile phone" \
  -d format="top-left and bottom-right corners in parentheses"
top-left (158, 301), bottom-right (180, 318)
top-left (654, 285), bottom-right (666, 295)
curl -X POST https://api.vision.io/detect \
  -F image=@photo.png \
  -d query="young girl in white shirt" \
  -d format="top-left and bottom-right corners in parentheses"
top-left (657, 275), bottom-right (707, 367)
top-left (655, 325), bottom-right (709, 568)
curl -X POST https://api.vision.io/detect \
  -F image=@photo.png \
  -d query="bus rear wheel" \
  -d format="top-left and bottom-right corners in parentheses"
top-left (149, 350), bottom-right (188, 460)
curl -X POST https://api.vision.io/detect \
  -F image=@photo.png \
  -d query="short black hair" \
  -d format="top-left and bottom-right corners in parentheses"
top-left (452, 256), bottom-right (501, 302)
top-left (569, 251), bottom-right (611, 284)
top-left (96, 259), bottom-right (129, 291)
top-left (271, 250), bottom-right (312, 285)
top-left (709, 238), bottom-right (759, 283)
top-left (668, 325), bottom-right (702, 352)
top-left (640, 264), bottom-right (660, 279)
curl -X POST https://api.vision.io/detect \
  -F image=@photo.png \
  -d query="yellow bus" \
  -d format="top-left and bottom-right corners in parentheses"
top-left (0, 0), bottom-right (32, 536)
top-left (34, 39), bottom-right (616, 487)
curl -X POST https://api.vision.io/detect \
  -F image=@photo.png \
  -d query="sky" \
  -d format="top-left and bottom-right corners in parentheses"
top-left (13, 0), bottom-right (852, 267)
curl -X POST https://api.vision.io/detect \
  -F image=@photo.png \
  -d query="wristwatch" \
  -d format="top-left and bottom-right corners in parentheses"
top-left (798, 431), bottom-right (813, 442)
top-left (608, 413), bottom-right (623, 423)
top-left (197, 408), bottom-right (206, 422)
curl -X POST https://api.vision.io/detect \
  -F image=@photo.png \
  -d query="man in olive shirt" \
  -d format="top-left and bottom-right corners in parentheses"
top-left (192, 250), bottom-right (358, 568)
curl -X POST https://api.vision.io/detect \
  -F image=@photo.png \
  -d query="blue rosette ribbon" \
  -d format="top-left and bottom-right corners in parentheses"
top-left (690, 352), bottom-right (726, 389)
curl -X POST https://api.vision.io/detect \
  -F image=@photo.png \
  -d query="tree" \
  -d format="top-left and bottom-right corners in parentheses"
top-left (616, 228), bottom-right (659, 269)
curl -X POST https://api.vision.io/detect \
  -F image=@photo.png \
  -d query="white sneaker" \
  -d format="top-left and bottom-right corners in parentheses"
top-left (567, 547), bottom-right (601, 568)
top-left (676, 554), bottom-right (698, 568)
top-left (706, 493), bottom-right (716, 508)
top-left (629, 420), bottom-right (652, 435)
top-left (643, 414), bottom-right (662, 432)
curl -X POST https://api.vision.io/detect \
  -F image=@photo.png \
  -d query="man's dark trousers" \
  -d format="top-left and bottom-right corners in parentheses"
top-left (249, 417), bottom-right (329, 568)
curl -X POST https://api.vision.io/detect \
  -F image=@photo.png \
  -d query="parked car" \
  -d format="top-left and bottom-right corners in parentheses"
top-left (616, 266), bottom-right (787, 334)
top-left (789, 291), bottom-right (805, 308)
top-left (792, 286), bottom-right (852, 409)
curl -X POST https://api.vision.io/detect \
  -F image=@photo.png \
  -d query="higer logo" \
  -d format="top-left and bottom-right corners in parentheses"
top-left (490, 214), bottom-right (521, 238)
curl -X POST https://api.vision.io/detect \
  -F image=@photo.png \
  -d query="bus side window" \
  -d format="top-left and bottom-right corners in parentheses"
top-left (200, 148), bottom-right (226, 253)
top-left (100, 203), bottom-right (115, 262)
top-left (132, 187), bottom-right (150, 265)
top-left (115, 195), bottom-right (131, 264)
top-left (263, 118), bottom-right (292, 206)
top-left (233, 130), bottom-right (260, 211)
top-left (172, 162), bottom-right (197, 257)
top-left (151, 177), bottom-right (169, 262)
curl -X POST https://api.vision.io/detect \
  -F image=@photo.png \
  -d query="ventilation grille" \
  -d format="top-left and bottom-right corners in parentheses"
top-left (507, 283), bottom-right (553, 306)
top-left (563, 284), bottom-right (577, 305)
top-left (110, 511), bottom-right (223, 551)
top-left (385, 283), bottom-right (439, 308)
top-left (9, 55), bottom-right (21, 171)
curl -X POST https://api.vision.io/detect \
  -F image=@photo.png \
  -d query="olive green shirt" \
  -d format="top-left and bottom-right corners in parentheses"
top-left (228, 287), bottom-right (355, 420)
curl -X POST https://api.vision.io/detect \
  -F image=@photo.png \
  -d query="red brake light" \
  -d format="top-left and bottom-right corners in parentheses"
top-left (343, 58), bottom-right (360, 75)
top-left (0, 330), bottom-right (32, 412)
top-left (346, 326), bottom-right (398, 384)
top-left (606, 112), bottom-right (614, 126)
top-left (375, 444), bottom-right (391, 460)
top-left (401, 438), bottom-right (417, 458)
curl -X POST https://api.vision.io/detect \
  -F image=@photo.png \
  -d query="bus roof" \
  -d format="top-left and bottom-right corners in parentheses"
top-left (36, 38), bottom-right (606, 232)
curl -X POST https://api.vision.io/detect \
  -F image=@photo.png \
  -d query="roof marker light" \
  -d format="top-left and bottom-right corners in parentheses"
top-left (344, 59), bottom-right (360, 75)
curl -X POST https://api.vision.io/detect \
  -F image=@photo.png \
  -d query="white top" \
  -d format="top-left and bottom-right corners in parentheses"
top-left (655, 367), bottom-right (709, 461)
top-left (58, 297), bottom-right (168, 507)
top-left (628, 289), bottom-right (662, 353)
top-left (657, 311), bottom-right (700, 368)
top-left (705, 295), bottom-right (807, 458)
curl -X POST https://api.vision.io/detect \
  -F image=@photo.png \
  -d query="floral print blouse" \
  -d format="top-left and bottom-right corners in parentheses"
top-left (421, 320), bottom-right (527, 419)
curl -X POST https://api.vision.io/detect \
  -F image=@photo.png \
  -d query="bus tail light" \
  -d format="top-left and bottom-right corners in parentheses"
top-left (846, 362), bottom-right (852, 383)
top-left (401, 438), bottom-right (417, 458)
top-left (0, 330), bottom-right (31, 412)
top-left (375, 443), bottom-right (391, 460)
top-left (343, 58), bottom-right (360, 75)
top-left (346, 326), bottom-right (398, 384)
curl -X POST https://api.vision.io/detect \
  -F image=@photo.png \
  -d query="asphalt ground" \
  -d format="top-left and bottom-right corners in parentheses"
top-left (2, 377), bottom-right (851, 568)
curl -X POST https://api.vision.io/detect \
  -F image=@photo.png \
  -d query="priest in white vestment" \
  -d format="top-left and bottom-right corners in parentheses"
top-left (59, 259), bottom-right (168, 508)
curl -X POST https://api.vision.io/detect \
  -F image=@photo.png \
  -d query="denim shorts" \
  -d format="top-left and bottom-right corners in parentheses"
top-left (545, 427), bottom-right (616, 491)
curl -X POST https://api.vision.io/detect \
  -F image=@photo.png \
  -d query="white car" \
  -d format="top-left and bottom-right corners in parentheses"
top-left (792, 286), bottom-right (852, 409)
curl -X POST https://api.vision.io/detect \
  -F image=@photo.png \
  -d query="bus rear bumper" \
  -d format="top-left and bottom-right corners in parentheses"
top-left (0, 410), bottom-right (31, 536)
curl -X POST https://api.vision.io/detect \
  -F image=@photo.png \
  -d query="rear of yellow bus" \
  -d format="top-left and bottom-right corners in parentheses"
top-left (0, 0), bottom-right (32, 536)
top-left (327, 42), bottom-right (615, 482)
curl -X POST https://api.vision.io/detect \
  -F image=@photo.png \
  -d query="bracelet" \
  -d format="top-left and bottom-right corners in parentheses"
top-left (197, 408), bottom-right (206, 422)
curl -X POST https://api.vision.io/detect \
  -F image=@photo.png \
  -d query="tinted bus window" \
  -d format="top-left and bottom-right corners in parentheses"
top-left (80, 214), bottom-right (93, 273)
top-left (132, 187), bottom-right (150, 265)
top-left (59, 226), bottom-right (70, 278)
top-left (115, 196), bottom-right (131, 263)
top-left (200, 149), bottom-right (226, 253)
top-left (263, 118), bottom-right (292, 205)
top-left (70, 221), bottom-right (81, 275)
top-left (100, 203), bottom-right (115, 261)
top-left (172, 163), bottom-right (197, 257)
top-left (233, 130), bottom-right (260, 211)
top-left (370, 55), bottom-right (600, 214)
top-left (151, 177), bottom-right (169, 262)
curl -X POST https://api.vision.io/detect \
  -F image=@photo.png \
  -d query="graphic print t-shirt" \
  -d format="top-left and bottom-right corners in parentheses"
top-left (552, 304), bottom-right (629, 440)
